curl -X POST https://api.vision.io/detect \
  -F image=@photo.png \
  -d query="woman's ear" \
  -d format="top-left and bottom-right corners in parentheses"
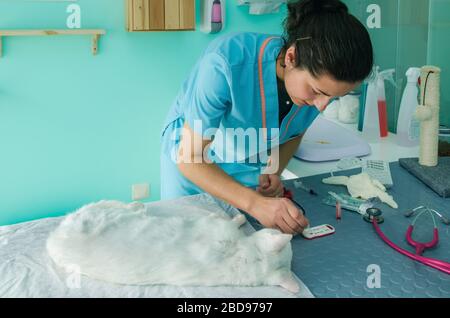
top-left (284, 46), bottom-right (297, 69)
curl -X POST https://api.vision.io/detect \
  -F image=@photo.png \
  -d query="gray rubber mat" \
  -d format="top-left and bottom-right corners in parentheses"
top-left (248, 162), bottom-right (450, 298)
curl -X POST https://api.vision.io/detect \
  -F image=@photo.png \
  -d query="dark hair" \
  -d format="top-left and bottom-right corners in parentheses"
top-left (283, 0), bottom-right (373, 83)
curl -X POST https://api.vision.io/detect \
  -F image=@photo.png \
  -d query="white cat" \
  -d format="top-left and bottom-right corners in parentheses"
top-left (46, 200), bottom-right (300, 293)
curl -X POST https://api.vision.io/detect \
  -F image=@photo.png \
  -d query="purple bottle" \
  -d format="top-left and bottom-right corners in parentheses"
top-left (211, 0), bottom-right (222, 33)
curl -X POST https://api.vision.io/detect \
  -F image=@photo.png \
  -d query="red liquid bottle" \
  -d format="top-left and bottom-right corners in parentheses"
top-left (376, 70), bottom-right (393, 138)
top-left (378, 100), bottom-right (388, 137)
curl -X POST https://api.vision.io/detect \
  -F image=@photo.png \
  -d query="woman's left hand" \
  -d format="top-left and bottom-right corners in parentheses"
top-left (257, 174), bottom-right (284, 198)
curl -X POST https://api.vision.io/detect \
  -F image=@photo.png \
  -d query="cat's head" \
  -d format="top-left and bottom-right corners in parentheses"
top-left (251, 228), bottom-right (300, 293)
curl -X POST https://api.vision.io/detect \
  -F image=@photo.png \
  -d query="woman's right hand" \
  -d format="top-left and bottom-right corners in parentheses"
top-left (248, 196), bottom-right (309, 235)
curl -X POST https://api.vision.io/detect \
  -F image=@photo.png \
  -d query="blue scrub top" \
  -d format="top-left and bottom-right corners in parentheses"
top-left (160, 32), bottom-right (320, 199)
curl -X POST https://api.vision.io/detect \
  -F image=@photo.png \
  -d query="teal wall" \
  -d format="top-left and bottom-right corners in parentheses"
top-left (0, 0), bottom-right (287, 225)
top-left (428, 0), bottom-right (450, 127)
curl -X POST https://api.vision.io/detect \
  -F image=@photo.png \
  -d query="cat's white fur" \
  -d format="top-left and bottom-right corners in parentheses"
top-left (46, 200), bottom-right (299, 293)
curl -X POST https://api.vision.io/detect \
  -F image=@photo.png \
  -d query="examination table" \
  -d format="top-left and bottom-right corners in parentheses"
top-left (0, 162), bottom-right (449, 297)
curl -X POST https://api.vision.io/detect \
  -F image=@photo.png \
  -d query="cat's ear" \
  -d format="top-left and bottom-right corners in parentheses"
top-left (279, 273), bottom-right (300, 294)
top-left (268, 233), bottom-right (293, 252)
top-left (256, 229), bottom-right (292, 253)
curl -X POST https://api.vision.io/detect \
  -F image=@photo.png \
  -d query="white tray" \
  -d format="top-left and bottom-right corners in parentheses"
top-left (295, 116), bottom-right (371, 162)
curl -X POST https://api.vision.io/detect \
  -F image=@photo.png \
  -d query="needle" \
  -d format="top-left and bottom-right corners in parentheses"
top-left (294, 180), bottom-right (318, 196)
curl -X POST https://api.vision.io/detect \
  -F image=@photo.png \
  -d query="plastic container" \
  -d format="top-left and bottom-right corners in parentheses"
top-left (358, 83), bottom-right (368, 131)
top-left (211, 0), bottom-right (222, 30)
top-left (377, 69), bottom-right (395, 137)
top-left (362, 67), bottom-right (381, 140)
top-left (362, 67), bottom-right (395, 140)
top-left (396, 67), bottom-right (421, 147)
top-left (201, 0), bottom-right (224, 34)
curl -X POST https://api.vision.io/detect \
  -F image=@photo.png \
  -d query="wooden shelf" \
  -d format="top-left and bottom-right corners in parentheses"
top-left (0, 29), bottom-right (106, 58)
top-left (126, 0), bottom-right (195, 32)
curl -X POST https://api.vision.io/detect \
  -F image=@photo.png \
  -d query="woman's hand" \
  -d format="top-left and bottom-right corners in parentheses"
top-left (248, 196), bottom-right (309, 235)
top-left (256, 174), bottom-right (284, 198)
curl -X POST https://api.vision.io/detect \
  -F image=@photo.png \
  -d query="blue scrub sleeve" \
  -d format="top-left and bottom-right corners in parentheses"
top-left (184, 53), bottom-right (231, 139)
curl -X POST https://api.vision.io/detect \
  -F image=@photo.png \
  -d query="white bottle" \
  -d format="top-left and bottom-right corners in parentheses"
top-left (362, 66), bottom-right (381, 141)
top-left (396, 67), bottom-right (421, 147)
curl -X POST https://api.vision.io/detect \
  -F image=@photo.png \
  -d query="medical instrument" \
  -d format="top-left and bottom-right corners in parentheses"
top-left (293, 179), bottom-right (318, 196)
top-left (364, 207), bottom-right (450, 275)
top-left (302, 224), bottom-right (335, 240)
top-left (336, 201), bottom-right (342, 220)
top-left (404, 206), bottom-right (450, 225)
top-left (283, 188), bottom-right (306, 215)
top-left (361, 159), bottom-right (394, 188)
top-left (323, 192), bottom-right (375, 217)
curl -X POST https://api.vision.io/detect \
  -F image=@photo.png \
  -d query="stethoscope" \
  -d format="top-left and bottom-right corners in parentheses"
top-left (364, 207), bottom-right (450, 275)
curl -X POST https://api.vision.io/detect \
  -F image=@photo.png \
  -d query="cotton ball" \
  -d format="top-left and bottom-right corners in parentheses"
top-left (323, 99), bottom-right (340, 119)
top-left (338, 95), bottom-right (360, 124)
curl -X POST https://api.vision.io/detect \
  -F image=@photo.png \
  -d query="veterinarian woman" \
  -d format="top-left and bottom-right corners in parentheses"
top-left (160, 0), bottom-right (373, 234)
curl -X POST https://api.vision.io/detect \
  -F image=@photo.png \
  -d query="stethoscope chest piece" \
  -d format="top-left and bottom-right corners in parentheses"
top-left (364, 207), bottom-right (384, 224)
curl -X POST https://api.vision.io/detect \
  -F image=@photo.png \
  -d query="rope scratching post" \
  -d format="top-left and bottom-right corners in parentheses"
top-left (399, 66), bottom-right (450, 197)
top-left (415, 66), bottom-right (441, 167)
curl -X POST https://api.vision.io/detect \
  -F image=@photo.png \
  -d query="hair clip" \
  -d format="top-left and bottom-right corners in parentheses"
top-left (296, 36), bottom-right (312, 41)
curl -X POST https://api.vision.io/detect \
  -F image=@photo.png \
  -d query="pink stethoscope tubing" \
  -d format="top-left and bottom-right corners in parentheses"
top-left (406, 225), bottom-right (438, 255)
top-left (372, 219), bottom-right (450, 275)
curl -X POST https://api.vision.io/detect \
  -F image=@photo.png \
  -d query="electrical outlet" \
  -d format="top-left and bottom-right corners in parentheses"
top-left (132, 183), bottom-right (150, 201)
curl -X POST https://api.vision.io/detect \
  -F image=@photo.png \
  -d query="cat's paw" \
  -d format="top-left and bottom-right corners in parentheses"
top-left (232, 214), bottom-right (247, 227)
top-left (279, 274), bottom-right (300, 294)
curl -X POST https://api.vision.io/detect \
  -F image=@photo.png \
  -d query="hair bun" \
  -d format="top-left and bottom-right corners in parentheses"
top-left (318, 0), bottom-right (348, 13)
top-left (287, 0), bottom-right (348, 22)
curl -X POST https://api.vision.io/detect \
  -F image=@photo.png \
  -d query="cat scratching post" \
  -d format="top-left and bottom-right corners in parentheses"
top-left (399, 65), bottom-right (450, 198)
top-left (415, 66), bottom-right (441, 167)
